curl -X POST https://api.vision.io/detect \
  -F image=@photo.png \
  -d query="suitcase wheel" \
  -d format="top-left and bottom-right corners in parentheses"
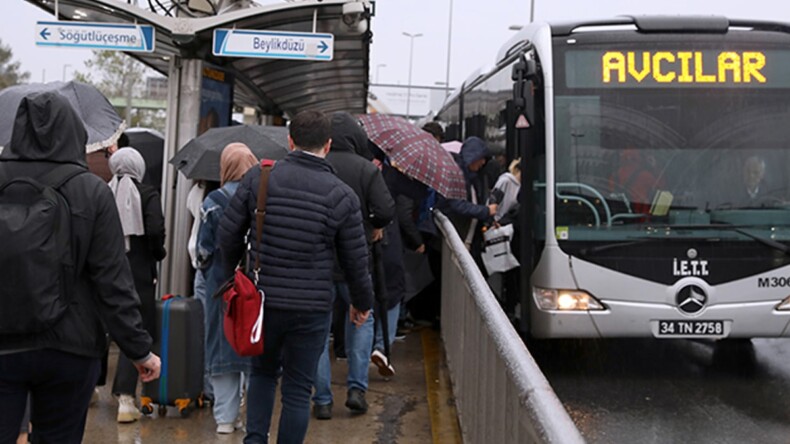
top-left (175, 398), bottom-right (192, 418)
top-left (140, 397), bottom-right (154, 415)
top-left (158, 405), bottom-right (168, 417)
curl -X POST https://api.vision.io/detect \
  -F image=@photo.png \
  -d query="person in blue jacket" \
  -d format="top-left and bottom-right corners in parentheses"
top-left (197, 143), bottom-right (258, 434)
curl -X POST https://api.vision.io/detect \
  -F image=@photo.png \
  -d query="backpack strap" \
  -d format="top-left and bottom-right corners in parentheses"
top-left (0, 162), bottom-right (86, 192)
top-left (38, 164), bottom-right (87, 189)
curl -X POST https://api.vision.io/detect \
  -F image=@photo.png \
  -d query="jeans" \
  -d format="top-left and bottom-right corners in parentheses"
top-left (194, 270), bottom-right (214, 400)
top-left (244, 309), bottom-right (330, 444)
top-left (212, 372), bottom-right (244, 425)
top-left (313, 283), bottom-right (374, 406)
top-left (374, 302), bottom-right (400, 353)
top-left (0, 349), bottom-right (100, 444)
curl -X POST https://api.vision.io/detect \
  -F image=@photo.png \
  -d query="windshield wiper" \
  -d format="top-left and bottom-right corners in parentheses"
top-left (666, 223), bottom-right (790, 255)
top-left (579, 237), bottom-right (665, 255)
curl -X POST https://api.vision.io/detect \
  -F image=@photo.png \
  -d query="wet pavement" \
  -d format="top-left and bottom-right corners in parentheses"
top-left (84, 329), bottom-right (440, 443)
top-left (532, 338), bottom-right (790, 444)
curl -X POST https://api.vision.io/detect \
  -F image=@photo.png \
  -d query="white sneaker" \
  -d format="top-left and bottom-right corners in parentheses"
top-left (370, 349), bottom-right (395, 377)
top-left (117, 395), bottom-right (142, 423)
top-left (216, 423), bottom-right (235, 434)
top-left (216, 418), bottom-right (244, 434)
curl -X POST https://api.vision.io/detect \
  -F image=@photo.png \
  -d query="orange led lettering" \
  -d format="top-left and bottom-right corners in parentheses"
top-left (677, 52), bottom-right (694, 82)
top-left (743, 52), bottom-right (766, 82)
top-left (694, 52), bottom-right (716, 83)
top-left (627, 52), bottom-right (650, 82)
top-left (718, 52), bottom-right (741, 83)
top-left (653, 52), bottom-right (676, 82)
top-left (602, 52), bottom-right (626, 83)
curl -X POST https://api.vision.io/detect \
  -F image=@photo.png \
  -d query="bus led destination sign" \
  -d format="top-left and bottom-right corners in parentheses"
top-left (565, 49), bottom-right (790, 88)
top-left (603, 51), bottom-right (765, 84)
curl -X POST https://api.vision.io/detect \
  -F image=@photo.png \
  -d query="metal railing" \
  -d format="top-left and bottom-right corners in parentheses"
top-left (434, 211), bottom-right (585, 444)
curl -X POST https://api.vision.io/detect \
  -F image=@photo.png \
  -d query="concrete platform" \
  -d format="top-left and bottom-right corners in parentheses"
top-left (83, 328), bottom-right (458, 443)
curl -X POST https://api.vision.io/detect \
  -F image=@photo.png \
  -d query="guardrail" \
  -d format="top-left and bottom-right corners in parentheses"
top-left (434, 211), bottom-right (585, 444)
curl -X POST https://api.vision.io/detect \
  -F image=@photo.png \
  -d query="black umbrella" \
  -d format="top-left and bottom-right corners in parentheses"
top-left (170, 125), bottom-right (289, 181)
top-left (126, 128), bottom-right (165, 192)
top-left (0, 81), bottom-right (125, 153)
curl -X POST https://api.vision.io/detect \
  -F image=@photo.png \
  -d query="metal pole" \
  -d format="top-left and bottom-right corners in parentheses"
top-left (445, 0), bottom-right (453, 97)
top-left (403, 32), bottom-right (422, 119)
top-left (62, 64), bottom-right (70, 81)
top-left (159, 57), bottom-right (203, 296)
top-left (406, 37), bottom-right (414, 119)
top-left (530, 0), bottom-right (535, 22)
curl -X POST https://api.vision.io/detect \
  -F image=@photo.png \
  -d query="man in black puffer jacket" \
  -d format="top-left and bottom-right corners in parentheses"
top-left (217, 110), bottom-right (373, 444)
top-left (312, 112), bottom-right (394, 419)
top-left (0, 91), bottom-right (160, 443)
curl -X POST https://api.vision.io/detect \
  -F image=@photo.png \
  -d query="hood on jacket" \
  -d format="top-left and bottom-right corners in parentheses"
top-left (2, 91), bottom-right (88, 166)
top-left (331, 112), bottom-right (373, 160)
top-left (460, 136), bottom-right (490, 168)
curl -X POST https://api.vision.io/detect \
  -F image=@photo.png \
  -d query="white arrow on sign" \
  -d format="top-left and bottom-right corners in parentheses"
top-left (35, 21), bottom-right (155, 52)
top-left (213, 29), bottom-right (334, 61)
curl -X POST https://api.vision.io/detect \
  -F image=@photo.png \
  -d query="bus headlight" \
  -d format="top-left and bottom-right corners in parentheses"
top-left (533, 288), bottom-right (605, 311)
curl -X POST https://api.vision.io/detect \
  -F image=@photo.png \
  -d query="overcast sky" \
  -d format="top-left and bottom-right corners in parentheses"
top-left (0, 0), bottom-right (786, 88)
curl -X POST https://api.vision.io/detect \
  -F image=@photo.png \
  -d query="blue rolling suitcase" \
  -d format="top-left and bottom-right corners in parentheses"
top-left (141, 295), bottom-right (205, 417)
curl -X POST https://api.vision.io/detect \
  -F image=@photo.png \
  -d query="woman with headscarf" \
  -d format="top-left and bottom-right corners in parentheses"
top-left (107, 147), bottom-right (167, 423)
top-left (196, 143), bottom-right (258, 434)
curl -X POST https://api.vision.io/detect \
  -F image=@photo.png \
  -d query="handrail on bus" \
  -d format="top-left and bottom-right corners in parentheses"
top-left (536, 182), bottom-right (614, 227)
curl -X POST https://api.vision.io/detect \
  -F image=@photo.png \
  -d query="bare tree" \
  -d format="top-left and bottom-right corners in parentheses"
top-left (75, 51), bottom-right (166, 131)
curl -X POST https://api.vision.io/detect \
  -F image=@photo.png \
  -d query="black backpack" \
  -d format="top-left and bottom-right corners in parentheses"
top-left (0, 163), bottom-right (86, 334)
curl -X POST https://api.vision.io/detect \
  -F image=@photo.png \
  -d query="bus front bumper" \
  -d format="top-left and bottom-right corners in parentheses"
top-left (530, 299), bottom-right (790, 339)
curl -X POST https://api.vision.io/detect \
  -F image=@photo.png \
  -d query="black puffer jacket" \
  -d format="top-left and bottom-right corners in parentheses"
top-left (217, 150), bottom-right (374, 313)
top-left (0, 91), bottom-right (152, 361)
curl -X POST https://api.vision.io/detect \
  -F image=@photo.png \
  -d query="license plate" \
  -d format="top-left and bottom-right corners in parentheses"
top-left (655, 320), bottom-right (725, 337)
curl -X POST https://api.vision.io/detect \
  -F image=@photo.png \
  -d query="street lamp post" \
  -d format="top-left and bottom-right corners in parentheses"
top-left (445, 0), bottom-right (453, 98)
top-left (376, 63), bottom-right (386, 83)
top-left (402, 32), bottom-right (422, 119)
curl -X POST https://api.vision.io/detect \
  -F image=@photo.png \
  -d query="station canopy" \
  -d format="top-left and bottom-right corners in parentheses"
top-left (24, 0), bottom-right (371, 117)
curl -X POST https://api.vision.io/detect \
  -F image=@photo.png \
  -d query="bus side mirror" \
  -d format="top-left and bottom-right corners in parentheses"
top-left (512, 61), bottom-right (527, 108)
top-left (512, 58), bottom-right (536, 109)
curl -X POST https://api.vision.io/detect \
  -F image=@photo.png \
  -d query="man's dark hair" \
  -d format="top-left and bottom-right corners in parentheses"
top-left (422, 122), bottom-right (444, 143)
top-left (290, 110), bottom-right (331, 151)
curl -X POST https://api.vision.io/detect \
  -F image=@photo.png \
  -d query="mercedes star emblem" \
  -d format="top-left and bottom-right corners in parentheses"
top-left (676, 284), bottom-right (707, 314)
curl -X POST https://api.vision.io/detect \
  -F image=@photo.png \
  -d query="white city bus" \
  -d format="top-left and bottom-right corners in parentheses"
top-left (434, 16), bottom-right (790, 339)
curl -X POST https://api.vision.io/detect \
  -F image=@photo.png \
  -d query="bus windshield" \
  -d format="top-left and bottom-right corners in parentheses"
top-left (551, 31), bottom-right (790, 241)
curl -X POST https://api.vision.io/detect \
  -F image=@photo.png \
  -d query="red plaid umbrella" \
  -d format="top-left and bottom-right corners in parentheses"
top-left (358, 114), bottom-right (466, 200)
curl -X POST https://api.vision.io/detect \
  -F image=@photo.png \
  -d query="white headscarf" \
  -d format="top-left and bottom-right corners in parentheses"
top-left (108, 147), bottom-right (146, 251)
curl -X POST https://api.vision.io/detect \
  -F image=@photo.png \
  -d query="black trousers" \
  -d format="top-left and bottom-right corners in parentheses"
top-left (0, 349), bottom-right (100, 444)
top-left (112, 352), bottom-right (139, 396)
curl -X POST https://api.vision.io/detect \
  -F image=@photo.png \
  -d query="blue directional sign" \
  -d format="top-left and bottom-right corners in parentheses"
top-left (35, 21), bottom-right (155, 52)
top-left (213, 29), bottom-right (334, 61)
